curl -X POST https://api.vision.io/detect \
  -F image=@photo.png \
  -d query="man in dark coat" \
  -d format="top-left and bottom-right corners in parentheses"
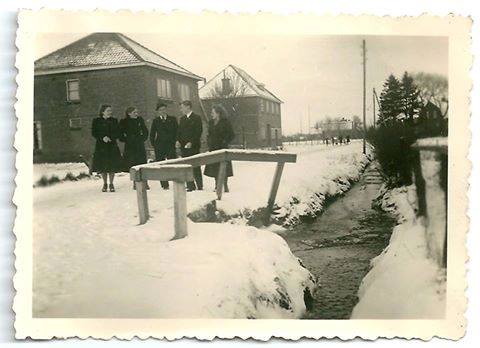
top-left (150, 102), bottom-right (178, 189)
top-left (177, 100), bottom-right (203, 191)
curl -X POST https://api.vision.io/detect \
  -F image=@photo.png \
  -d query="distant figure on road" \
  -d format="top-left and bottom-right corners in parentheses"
top-left (331, 136), bottom-right (336, 145)
top-left (176, 100), bottom-right (203, 192)
top-left (346, 135), bottom-right (351, 144)
top-left (339, 135), bottom-right (343, 145)
top-left (150, 102), bottom-right (178, 189)
top-left (119, 106), bottom-right (149, 190)
top-left (91, 104), bottom-right (124, 192)
top-left (204, 104), bottom-right (235, 192)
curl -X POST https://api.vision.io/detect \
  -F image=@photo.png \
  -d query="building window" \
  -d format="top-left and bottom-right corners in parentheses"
top-left (267, 101), bottom-right (273, 113)
top-left (157, 78), bottom-right (172, 99)
top-left (259, 99), bottom-right (265, 112)
top-left (178, 83), bottom-right (191, 101)
top-left (69, 118), bottom-right (82, 130)
top-left (66, 79), bottom-right (80, 101)
top-left (34, 121), bottom-right (42, 151)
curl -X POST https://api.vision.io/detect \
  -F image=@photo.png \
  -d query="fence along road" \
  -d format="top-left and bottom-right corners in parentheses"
top-left (130, 149), bottom-right (297, 240)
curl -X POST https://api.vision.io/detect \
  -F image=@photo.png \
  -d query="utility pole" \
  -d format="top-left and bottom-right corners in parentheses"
top-left (362, 39), bottom-right (367, 155)
top-left (307, 105), bottom-right (312, 144)
top-left (300, 114), bottom-right (303, 136)
top-left (372, 88), bottom-right (376, 129)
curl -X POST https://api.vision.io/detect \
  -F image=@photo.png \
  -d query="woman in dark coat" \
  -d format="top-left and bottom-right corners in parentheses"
top-left (204, 104), bottom-right (235, 192)
top-left (119, 107), bottom-right (149, 189)
top-left (91, 104), bottom-right (124, 192)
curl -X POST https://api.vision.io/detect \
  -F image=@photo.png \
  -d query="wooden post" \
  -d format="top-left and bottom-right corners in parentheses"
top-left (216, 161), bottom-right (227, 200)
top-left (172, 180), bottom-right (188, 240)
top-left (135, 180), bottom-right (149, 224)
top-left (266, 162), bottom-right (285, 222)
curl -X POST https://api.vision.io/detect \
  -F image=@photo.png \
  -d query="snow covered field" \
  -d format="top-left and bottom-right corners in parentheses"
top-left (351, 185), bottom-right (446, 319)
top-left (33, 142), bottom-right (367, 318)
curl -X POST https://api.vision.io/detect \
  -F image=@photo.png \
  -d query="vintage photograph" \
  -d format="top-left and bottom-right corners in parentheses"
top-left (14, 11), bottom-right (470, 339)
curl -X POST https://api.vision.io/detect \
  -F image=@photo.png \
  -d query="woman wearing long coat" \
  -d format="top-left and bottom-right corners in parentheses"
top-left (119, 107), bottom-right (149, 168)
top-left (91, 104), bottom-right (124, 192)
top-left (119, 107), bottom-right (149, 189)
top-left (204, 105), bottom-right (235, 192)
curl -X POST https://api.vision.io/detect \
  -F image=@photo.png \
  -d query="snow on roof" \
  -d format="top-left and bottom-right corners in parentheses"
top-left (199, 65), bottom-right (282, 103)
top-left (35, 33), bottom-right (203, 80)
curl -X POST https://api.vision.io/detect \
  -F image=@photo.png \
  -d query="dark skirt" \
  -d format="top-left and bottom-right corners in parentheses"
top-left (204, 161), bottom-right (233, 178)
top-left (91, 141), bottom-right (124, 173)
top-left (123, 140), bottom-right (147, 170)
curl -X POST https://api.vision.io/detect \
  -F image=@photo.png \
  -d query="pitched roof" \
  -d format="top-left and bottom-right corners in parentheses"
top-left (199, 65), bottom-right (282, 103)
top-left (34, 33), bottom-right (203, 80)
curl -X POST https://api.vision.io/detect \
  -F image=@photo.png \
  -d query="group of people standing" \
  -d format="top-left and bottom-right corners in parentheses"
top-left (323, 135), bottom-right (351, 146)
top-left (91, 100), bottom-right (234, 193)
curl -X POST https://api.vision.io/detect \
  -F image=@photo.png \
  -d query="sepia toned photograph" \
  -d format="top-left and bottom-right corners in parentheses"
top-left (14, 11), bottom-right (470, 340)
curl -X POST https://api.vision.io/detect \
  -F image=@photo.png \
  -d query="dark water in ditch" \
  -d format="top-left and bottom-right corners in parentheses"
top-left (279, 164), bottom-right (396, 319)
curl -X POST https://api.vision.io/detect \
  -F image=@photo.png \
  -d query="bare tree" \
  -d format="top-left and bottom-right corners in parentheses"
top-left (412, 72), bottom-right (448, 117)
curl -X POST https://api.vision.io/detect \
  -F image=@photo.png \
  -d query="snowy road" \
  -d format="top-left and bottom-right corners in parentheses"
top-left (33, 142), bottom-right (367, 318)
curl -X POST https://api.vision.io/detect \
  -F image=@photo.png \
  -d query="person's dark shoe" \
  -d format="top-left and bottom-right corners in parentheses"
top-left (109, 184), bottom-right (115, 192)
top-left (102, 184), bottom-right (108, 192)
top-left (146, 183), bottom-right (150, 190)
top-left (132, 182), bottom-right (136, 190)
top-left (162, 186), bottom-right (169, 190)
top-left (224, 185), bottom-right (229, 193)
top-left (186, 187), bottom-right (195, 192)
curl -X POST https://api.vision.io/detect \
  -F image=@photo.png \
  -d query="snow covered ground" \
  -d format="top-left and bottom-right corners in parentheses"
top-left (351, 185), bottom-right (446, 319)
top-left (33, 162), bottom-right (90, 185)
top-left (215, 140), bottom-right (370, 226)
top-left (33, 142), bottom-right (366, 318)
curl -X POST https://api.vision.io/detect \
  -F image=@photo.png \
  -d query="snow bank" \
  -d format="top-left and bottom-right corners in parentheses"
top-left (212, 141), bottom-right (370, 226)
top-left (34, 204), bottom-right (315, 318)
top-left (33, 162), bottom-right (90, 185)
top-left (351, 185), bottom-right (446, 319)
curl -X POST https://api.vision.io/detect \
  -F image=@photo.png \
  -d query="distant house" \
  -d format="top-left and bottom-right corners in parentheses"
top-left (199, 65), bottom-right (283, 149)
top-left (416, 100), bottom-right (448, 136)
top-left (34, 32), bottom-right (205, 163)
top-left (419, 100), bottom-right (443, 120)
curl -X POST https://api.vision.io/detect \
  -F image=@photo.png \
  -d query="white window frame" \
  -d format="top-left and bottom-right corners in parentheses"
top-left (69, 117), bottom-right (82, 129)
top-left (178, 83), bottom-right (191, 101)
top-left (34, 121), bottom-right (42, 151)
top-left (156, 78), bottom-right (172, 99)
top-left (66, 79), bottom-right (80, 102)
top-left (259, 99), bottom-right (265, 112)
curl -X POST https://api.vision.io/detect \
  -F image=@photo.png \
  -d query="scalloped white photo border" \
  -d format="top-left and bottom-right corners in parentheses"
top-left (13, 10), bottom-right (472, 340)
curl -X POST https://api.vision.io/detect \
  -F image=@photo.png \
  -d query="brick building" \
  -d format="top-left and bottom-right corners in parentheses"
top-left (34, 32), bottom-right (205, 163)
top-left (199, 65), bottom-right (283, 149)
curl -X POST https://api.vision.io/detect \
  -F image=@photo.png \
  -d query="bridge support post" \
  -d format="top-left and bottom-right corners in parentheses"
top-left (172, 180), bottom-right (188, 240)
top-left (266, 162), bottom-right (285, 224)
top-left (135, 180), bottom-right (149, 225)
top-left (216, 161), bottom-right (227, 200)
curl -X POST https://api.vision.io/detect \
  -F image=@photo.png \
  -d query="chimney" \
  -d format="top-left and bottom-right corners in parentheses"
top-left (221, 70), bottom-right (231, 95)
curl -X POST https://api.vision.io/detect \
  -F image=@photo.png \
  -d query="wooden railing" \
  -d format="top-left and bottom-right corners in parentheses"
top-left (130, 149), bottom-right (297, 239)
top-left (412, 137), bottom-right (448, 268)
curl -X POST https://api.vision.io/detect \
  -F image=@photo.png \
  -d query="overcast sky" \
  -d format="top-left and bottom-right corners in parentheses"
top-left (35, 33), bottom-right (447, 135)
